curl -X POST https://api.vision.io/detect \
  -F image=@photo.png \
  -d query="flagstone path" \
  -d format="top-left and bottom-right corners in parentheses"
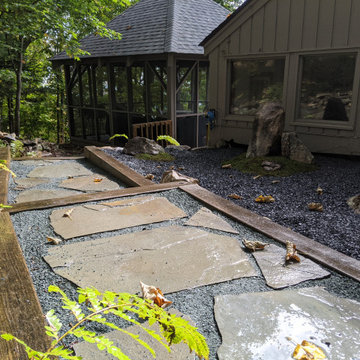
top-left (3, 149), bottom-right (360, 360)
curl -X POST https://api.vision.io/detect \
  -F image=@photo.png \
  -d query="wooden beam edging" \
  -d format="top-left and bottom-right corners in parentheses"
top-left (0, 213), bottom-right (50, 359)
top-left (0, 147), bottom-right (11, 205)
top-left (180, 184), bottom-right (360, 282)
top-left (13, 156), bottom-right (85, 161)
top-left (84, 146), bottom-right (153, 187)
top-left (6, 182), bottom-right (188, 214)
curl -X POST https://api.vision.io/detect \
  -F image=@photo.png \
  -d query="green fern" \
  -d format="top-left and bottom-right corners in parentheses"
top-left (156, 135), bottom-right (180, 146)
top-left (0, 159), bottom-right (16, 177)
top-left (109, 134), bottom-right (129, 141)
top-left (1, 285), bottom-right (209, 360)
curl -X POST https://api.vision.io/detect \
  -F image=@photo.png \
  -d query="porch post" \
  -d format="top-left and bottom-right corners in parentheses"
top-left (167, 53), bottom-right (176, 138)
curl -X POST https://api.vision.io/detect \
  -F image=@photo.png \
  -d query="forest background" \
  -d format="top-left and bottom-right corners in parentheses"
top-left (0, 0), bottom-right (243, 144)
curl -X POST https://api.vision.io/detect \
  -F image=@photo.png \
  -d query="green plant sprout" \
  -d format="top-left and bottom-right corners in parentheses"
top-left (109, 134), bottom-right (129, 141)
top-left (0, 159), bottom-right (16, 177)
top-left (1, 285), bottom-right (209, 360)
top-left (156, 135), bottom-right (180, 146)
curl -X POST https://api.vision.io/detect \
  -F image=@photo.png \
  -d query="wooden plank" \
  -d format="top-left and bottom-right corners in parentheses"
top-left (302, 0), bottom-right (319, 49)
top-left (6, 182), bottom-right (187, 214)
top-left (250, 8), bottom-right (264, 53)
top-left (275, 0), bottom-right (290, 51)
top-left (13, 156), bottom-right (85, 161)
top-left (263, 0), bottom-right (277, 52)
top-left (316, 0), bottom-right (335, 48)
top-left (288, 0), bottom-right (304, 51)
top-left (0, 147), bottom-right (10, 205)
top-left (0, 213), bottom-right (50, 359)
top-left (332, 0), bottom-right (352, 47)
top-left (240, 19), bottom-right (252, 54)
top-left (349, 0), bottom-right (360, 47)
top-left (181, 184), bottom-right (360, 282)
top-left (84, 146), bottom-right (152, 187)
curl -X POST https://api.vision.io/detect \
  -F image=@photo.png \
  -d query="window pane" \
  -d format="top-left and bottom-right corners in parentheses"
top-left (95, 66), bottom-right (109, 107)
top-left (70, 67), bottom-right (80, 106)
top-left (70, 107), bottom-right (82, 137)
top-left (113, 65), bottom-right (128, 111)
top-left (230, 58), bottom-right (285, 116)
top-left (131, 66), bottom-right (145, 115)
top-left (149, 63), bottom-right (167, 120)
top-left (299, 53), bottom-right (356, 121)
top-left (83, 109), bottom-right (96, 139)
top-left (96, 110), bottom-right (110, 142)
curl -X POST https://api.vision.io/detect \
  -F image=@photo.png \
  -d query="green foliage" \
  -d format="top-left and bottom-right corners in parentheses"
top-left (0, 159), bottom-right (16, 177)
top-left (156, 135), bottom-right (180, 146)
top-left (1, 285), bottom-right (209, 360)
top-left (0, 203), bottom-right (12, 209)
top-left (135, 153), bottom-right (175, 162)
top-left (10, 140), bottom-right (24, 158)
top-left (109, 133), bottom-right (129, 141)
top-left (224, 153), bottom-right (318, 177)
top-left (0, 140), bottom-right (8, 148)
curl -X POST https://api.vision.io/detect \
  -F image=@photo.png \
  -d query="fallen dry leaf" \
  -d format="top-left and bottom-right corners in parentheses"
top-left (169, 165), bottom-right (175, 170)
top-left (316, 187), bottom-right (323, 195)
top-left (177, 167), bottom-right (185, 171)
top-left (156, 165), bottom-right (162, 169)
top-left (272, 180), bottom-right (280, 184)
top-left (285, 241), bottom-right (301, 263)
top-left (67, 175), bottom-right (74, 179)
top-left (228, 193), bottom-right (242, 200)
top-left (145, 173), bottom-right (155, 180)
top-left (62, 208), bottom-right (74, 220)
top-left (292, 340), bottom-right (327, 359)
top-left (253, 175), bottom-right (262, 180)
top-left (140, 281), bottom-right (172, 309)
top-left (222, 163), bottom-right (232, 169)
top-left (308, 202), bottom-right (323, 212)
top-left (93, 178), bottom-right (103, 183)
top-left (255, 195), bottom-right (275, 203)
top-left (243, 239), bottom-right (269, 252)
top-left (47, 236), bottom-right (62, 245)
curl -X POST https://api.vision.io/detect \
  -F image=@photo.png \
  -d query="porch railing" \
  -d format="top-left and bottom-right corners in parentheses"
top-left (132, 120), bottom-right (172, 141)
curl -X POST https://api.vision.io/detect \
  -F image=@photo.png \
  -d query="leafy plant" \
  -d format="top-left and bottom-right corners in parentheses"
top-left (0, 159), bottom-right (16, 177)
top-left (1, 285), bottom-right (209, 360)
top-left (10, 140), bottom-right (24, 158)
top-left (109, 134), bottom-right (129, 141)
top-left (156, 135), bottom-right (180, 146)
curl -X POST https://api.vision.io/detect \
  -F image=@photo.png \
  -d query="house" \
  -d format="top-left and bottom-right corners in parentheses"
top-left (51, 0), bottom-right (229, 147)
top-left (201, 0), bottom-right (360, 155)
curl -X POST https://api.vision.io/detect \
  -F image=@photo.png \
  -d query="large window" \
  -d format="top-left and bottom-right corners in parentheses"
top-left (230, 58), bottom-right (285, 116)
top-left (298, 53), bottom-right (356, 121)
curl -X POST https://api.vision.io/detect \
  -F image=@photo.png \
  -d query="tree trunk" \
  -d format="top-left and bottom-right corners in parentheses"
top-left (0, 99), bottom-right (3, 132)
top-left (7, 96), bottom-right (14, 133)
top-left (14, 37), bottom-right (25, 136)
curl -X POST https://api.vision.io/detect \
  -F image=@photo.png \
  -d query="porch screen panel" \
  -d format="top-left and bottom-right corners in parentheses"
top-left (230, 58), bottom-right (285, 116)
top-left (96, 110), bottom-right (110, 142)
top-left (176, 61), bottom-right (197, 114)
top-left (298, 53), bottom-right (356, 121)
top-left (198, 62), bottom-right (209, 113)
top-left (131, 66), bottom-right (145, 115)
top-left (95, 65), bottom-right (109, 108)
top-left (81, 66), bottom-right (92, 107)
top-left (113, 65), bottom-right (128, 111)
top-left (149, 63), bottom-right (167, 120)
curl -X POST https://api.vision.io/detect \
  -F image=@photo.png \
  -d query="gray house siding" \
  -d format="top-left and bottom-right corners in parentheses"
top-left (204, 0), bottom-right (360, 155)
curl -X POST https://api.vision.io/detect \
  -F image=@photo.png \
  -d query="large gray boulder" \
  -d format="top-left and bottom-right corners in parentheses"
top-left (246, 103), bottom-right (285, 158)
top-left (281, 132), bottom-right (314, 164)
top-left (124, 137), bottom-right (165, 155)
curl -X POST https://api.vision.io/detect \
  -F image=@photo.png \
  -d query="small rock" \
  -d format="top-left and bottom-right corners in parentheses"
top-left (124, 137), bottom-right (165, 156)
top-left (308, 202), bottom-right (323, 212)
top-left (281, 132), bottom-right (314, 164)
top-left (261, 161), bottom-right (281, 171)
top-left (222, 163), bottom-right (232, 169)
top-left (347, 194), bottom-right (360, 214)
top-left (160, 170), bottom-right (199, 184)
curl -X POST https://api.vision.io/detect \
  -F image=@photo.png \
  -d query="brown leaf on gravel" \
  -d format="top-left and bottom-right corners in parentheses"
top-left (255, 195), bottom-right (275, 203)
top-left (62, 208), bottom-right (74, 220)
top-left (253, 175), bottom-right (262, 180)
top-left (222, 163), bottom-right (232, 169)
top-left (308, 202), bottom-right (323, 212)
top-left (228, 193), bottom-right (242, 200)
top-left (145, 173), bottom-right (155, 180)
top-left (140, 281), bottom-right (172, 309)
top-left (316, 187), bottom-right (323, 195)
top-left (242, 239), bottom-right (269, 252)
top-left (47, 236), bottom-right (62, 245)
top-left (285, 241), bottom-right (301, 263)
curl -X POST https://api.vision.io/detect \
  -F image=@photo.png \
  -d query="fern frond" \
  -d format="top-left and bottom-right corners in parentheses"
top-left (156, 135), bottom-right (180, 146)
top-left (109, 133), bottom-right (128, 141)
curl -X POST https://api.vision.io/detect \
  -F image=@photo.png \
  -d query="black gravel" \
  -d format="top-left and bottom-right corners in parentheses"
top-left (103, 146), bottom-right (360, 260)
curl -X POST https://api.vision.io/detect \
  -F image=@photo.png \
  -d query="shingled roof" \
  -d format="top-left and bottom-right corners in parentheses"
top-left (52, 0), bottom-right (229, 61)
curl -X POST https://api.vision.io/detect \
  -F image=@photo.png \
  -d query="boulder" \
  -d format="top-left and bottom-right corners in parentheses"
top-left (124, 137), bottom-right (165, 156)
top-left (281, 132), bottom-right (314, 164)
top-left (246, 102), bottom-right (285, 158)
top-left (165, 144), bottom-right (191, 156)
top-left (160, 170), bottom-right (199, 184)
top-left (347, 194), bottom-right (360, 214)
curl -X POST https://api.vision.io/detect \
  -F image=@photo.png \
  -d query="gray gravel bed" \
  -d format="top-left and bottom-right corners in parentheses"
top-left (103, 147), bottom-right (360, 261)
top-left (9, 185), bottom-right (360, 360)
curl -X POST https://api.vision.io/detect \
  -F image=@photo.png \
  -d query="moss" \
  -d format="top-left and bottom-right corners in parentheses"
top-left (135, 153), bottom-right (175, 162)
top-left (223, 153), bottom-right (318, 177)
